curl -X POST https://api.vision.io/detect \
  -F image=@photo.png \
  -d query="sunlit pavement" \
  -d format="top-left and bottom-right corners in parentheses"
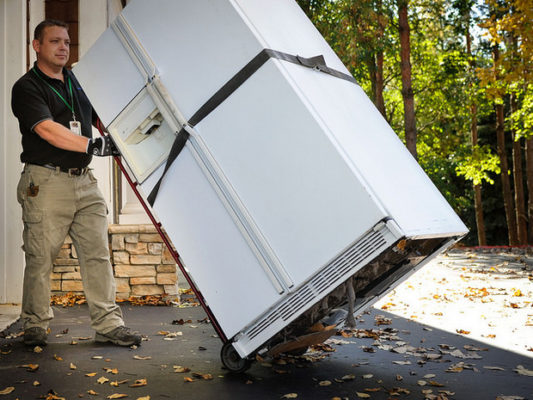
top-left (0, 249), bottom-right (532, 400)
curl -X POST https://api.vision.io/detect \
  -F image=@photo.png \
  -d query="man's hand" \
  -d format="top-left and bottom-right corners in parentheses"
top-left (86, 135), bottom-right (120, 157)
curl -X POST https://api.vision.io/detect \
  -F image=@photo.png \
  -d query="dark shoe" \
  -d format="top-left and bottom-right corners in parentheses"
top-left (95, 326), bottom-right (142, 346)
top-left (24, 327), bottom-right (47, 346)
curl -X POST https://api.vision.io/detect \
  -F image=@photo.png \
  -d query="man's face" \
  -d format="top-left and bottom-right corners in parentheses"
top-left (33, 26), bottom-right (70, 69)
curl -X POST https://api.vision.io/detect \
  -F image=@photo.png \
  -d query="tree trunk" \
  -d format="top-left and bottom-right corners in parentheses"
top-left (511, 93), bottom-right (527, 245)
top-left (495, 102), bottom-right (517, 245)
top-left (466, 25), bottom-right (486, 245)
top-left (472, 101), bottom-right (486, 246)
top-left (375, 50), bottom-right (386, 118)
top-left (526, 136), bottom-right (533, 243)
top-left (397, 0), bottom-right (417, 160)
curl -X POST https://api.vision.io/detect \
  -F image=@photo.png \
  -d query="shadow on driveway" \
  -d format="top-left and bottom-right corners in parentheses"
top-left (1, 304), bottom-right (532, 399)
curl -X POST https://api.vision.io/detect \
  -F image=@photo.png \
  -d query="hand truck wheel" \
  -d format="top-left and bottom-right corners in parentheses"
top-left (220, 342), bottom-right (252, 373)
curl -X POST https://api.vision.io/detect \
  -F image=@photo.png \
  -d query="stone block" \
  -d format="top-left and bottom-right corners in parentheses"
top-left (139, 225), bottom-right (158, 233)
top-left (130, 276), bottom-right (156, 285)
top-left (108, 224), bottom-right (141, 234)
top-left (61, 243), bottom-right (70, 249)
top-left (50, 272), bottom-right (61, 280)
top-left (125, 234), bottom-right (140, 244)
top-left (164, 284), bottom-right (179, 295)
top-left (64, 235), bottom-right (73, 244)
top-left (62, 271), bottom-right (82, 280)
top-left (111, 234), bottom-right (125, 251)
top-left (115, 277), bottom-right (130, 293)
top-left (139, 233), bottom-right (163, 243)
top-left (53, 266), bottom-right (76, 273)
top-left (131, 284), bottom-right (164, 296)
top-left (125, 242), bottom-right (148, 255)
top-left (148, 243), bottom-right (163, 255)
top-left (113, 251), bottom-right (130, 265)
top-left (157, 264), bottom-right (176, 273)
top-left (130, 254), bottom-right (161, 265)
top-left (56, 248), bottom-right (71, 259)
top-left (157, 273), bottom-right (177, 285)
top-left (114, 264), bottom-right (156, 278)
top-left (116, 292), bottom-right (130, 301)
top-left (51, 280), bottom-right (61, 291)
top-left (53, 258), bottom-right (79, 266)
top-left (62, 280), bottom-right (84, 292)
top-left (161, 247), bottom-right (176, 264)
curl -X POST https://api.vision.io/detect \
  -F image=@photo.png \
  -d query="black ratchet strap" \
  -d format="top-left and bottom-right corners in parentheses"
top-left (147, 48), bottom-right (357, 206)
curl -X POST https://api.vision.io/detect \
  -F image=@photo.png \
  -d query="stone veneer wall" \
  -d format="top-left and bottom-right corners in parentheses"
top-left (52, 224), bottom-right (178, 299)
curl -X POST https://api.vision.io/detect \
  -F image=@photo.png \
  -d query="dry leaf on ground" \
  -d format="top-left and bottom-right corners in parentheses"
top-left (0, 387), bottom-right (15, 395)
top-left (133, 355), bottom-right (152, 360)
top-left (107, 394), bottom-right (128, 399)
top-left (513, 365), bottom-right (533, 376)
top-left (281, 394), bottom-right (298, 399)
top-left (130, 379), bottom-right (147, 387)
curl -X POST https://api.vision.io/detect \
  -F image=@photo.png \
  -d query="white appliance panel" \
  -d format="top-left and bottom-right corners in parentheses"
top-left (276, 62), bottom-right (467, 237)
top-left (72, 29), bottom-right (146, 126)
top-left (121, 0), bottom-right (264, 120)
top-left (148, 147), bottom-right (282, 338)
top-left (196, 60), bottom-right (387, 288)
top-left (232, 0), bottom-right (347, 73)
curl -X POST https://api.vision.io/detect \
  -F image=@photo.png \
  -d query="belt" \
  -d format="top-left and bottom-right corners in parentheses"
top-left (32, 163), bottom-right (90, 176)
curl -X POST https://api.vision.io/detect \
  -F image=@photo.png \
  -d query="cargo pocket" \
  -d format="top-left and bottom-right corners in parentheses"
top-left (22, 211), bottom-right (43, 257)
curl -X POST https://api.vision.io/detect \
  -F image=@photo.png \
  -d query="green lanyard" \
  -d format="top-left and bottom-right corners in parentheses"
top-left (32, 67), bottom-right (76, 121)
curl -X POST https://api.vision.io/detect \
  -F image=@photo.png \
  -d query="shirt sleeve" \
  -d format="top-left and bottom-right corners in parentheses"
top-left (11, 78), bottom-right (53, 132)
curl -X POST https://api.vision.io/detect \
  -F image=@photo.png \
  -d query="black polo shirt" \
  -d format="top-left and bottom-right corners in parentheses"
top-left (11, 62), bottom-right (96, 169)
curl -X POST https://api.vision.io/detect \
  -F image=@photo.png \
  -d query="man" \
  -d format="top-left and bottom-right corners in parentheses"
top-left (11, 19), bottom-right (142, 347)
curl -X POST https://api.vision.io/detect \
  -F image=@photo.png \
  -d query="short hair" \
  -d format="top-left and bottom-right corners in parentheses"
top-left (34, 19), bottom-right (69, 42)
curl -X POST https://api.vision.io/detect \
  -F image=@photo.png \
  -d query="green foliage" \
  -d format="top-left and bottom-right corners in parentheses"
top-left (455, 145), bottom-right (501, 185)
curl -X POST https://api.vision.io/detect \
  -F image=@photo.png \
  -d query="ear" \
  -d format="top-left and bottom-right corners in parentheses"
top-left (32, 39), bottom-right (40, 54)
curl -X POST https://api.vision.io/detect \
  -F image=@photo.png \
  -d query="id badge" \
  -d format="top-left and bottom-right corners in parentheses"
top-left (70, 120), bottom-right (81, 135)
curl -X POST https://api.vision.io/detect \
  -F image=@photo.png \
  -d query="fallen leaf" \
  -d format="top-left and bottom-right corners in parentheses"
top-left (495, 397), bottom-right (525, 400)
top-left (392, 361), bottom-right (411, 365)
top-left (0, 387), bottom-right (15, 395)
top-left (356, 393), bottom-right (371, 398)
top-left (362, 374), bottom-right (373, 379)
top-left (281, 394), bottom-right (298, 399)
top-left (86, 372), bottom-right (97, 377)
top-left (319, 380), bottom-right (332, 386)
top-left (87, 390), bottom-right (98, 396)
top-left (364, 388), bottom-right (381, 392)
top-left (92, 356), bottom-right (103, 360)
top-left (33, 381), bottom-right (40, 386)
top-left (191, 373), bottom-right (213, 380)
top-left (396, 375), bottom-right (403, 381)
top-left (21, 363), bottom-right (39, 372)
top-left (429, 380), bottom-right (445, 387)
top-left (514, 365), bottom-right (533, 376)
top-left (184, 377), bottom-right (194, 383)
top-left (136, 397), bottom-right (150, 400)
top-left (341, 374), bottom-right (356, 381)
top-left (133, 355), bottom-right (152, 360)
top-left (418, 380), bottom-right (427, 386)
top-left (97, 377), bottom-right (110, 384)
top-left (484, 366), bottom-right (505, 371)
top-left (70, 363), bottom-right (77, 370)
top-left (173, 366), bottom-right (190, 373)
top-left (129, 379), bottom-right (147, 387)
top-left (34, 346), bottom-right (43, 353)
top-left (456, 329), bottom-right (471, 335)
top-left (107, 394), bottom-right (128, 399)
top-left (424, 374), bottom-right (436, 379)
top-left (54, 354), bottom-right (63, 361)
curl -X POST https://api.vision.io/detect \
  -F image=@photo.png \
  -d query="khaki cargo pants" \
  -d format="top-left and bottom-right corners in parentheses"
top-left (17, 164), bottom-right (124, 334)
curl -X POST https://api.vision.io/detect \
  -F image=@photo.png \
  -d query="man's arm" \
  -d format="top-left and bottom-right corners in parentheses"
top-left (34, 119), bottom-right (89, 153)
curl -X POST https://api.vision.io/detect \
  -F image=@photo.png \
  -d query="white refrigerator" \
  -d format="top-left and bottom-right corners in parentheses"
top-left (73, 0), bottom-right (468, 371)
